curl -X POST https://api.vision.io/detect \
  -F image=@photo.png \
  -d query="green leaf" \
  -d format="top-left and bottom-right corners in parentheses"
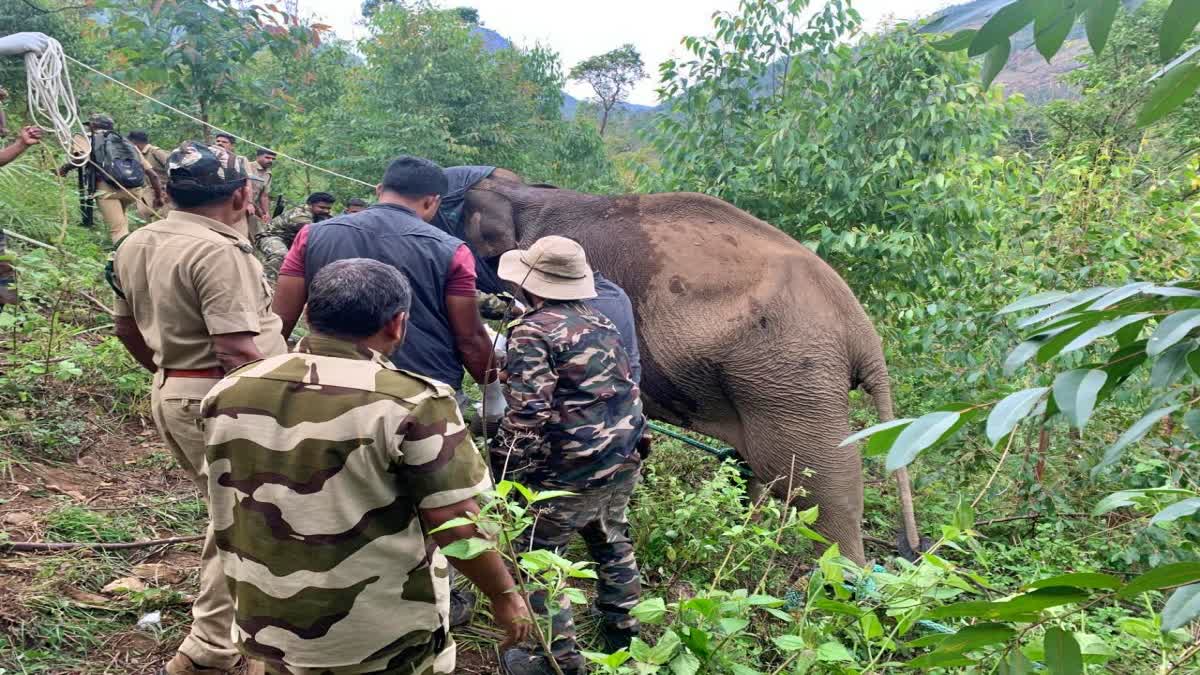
top-left (1053, 369), bottom-right (1107, 429)
top-left (1034, 0), bottom-right (1076, 62)
top-left (1138, 57), bottom-right (1200, 127)
top-left (1162, 584), bottom-right (1200, 632)
top-left (1151, 498), bottom-right (1200, 525)
top-left (1118, 562), bottom-right (1200, 598)
top-left (440, 537), bottom-right (494, 560)
top-left (563, 587), bottom-right (587, 604)
top-left (1185, 409), bottom-right (1200, 437)
top-left (772, 634), bottom-right (807, 652)
top-left (930, 587), bottom-right (1090, 620)
top-left (1026, 572), bottom-right (1122, 591)
top-left (885, 411), bottom-right (961, 471)
top-left (906, 651), bottom-right (976, 669)
top-left (640, 630), bottom-right (681, 665)
top-left (1160, 0), bottom-right (1200, 61)
top-left (986, 387), bottom-right (1049, 447)
top-left (815, 640), bottom-right (854, 662)
top-left (718, 617), bottom-right (749, 635)
top-left (1005, 338), bottom-right (1046, 375)
top-left (1017, 287), bottom-right (1114, 328)
top-left (584, 650), bottom-right (632, 669)
top-left (1094, 406), bottom-right (1180, 475)
top-left (1059, 313), bottom-right (1153, 355)
top-left (998, 290), bottom-right (1071, 315)
top-left (969, 0), bottom-right (1036, 56)
top-left (1150, 343), bottom-right (1195, 388)
top-left (999, 649), bottom-right (1034, 675)
top-left (934, 623), bottom-right (1016, 655)
top-left (839, 418), bottom-right (913, 448)
top-left (1147, 310), bottom-right (1200, 356)
top-left (1118, 616), bottom-right (1161, 641)
top-left (630, 597), bottom-right (668, 624)
top-left (1093, 282), bottom-right (1155, 310)
top-left (982, 38), bottom-right (1013, 89)
top-left (932, 29), bottom-right (979, 51)
top-left (1094, 487), bottom-right (1194, 515)
top-left (427, 517), bottom-right (475, 534)
top-left (864, 421), bottom-right (909, 458)
top-left (1044, 627), bottom-right (1083, 675)
top-left (530, 490), bottom-right (576, 503)
top-left (1086, 0), bottom-right (1119, 55)
top-left (669, 651), bottom-right (701, 675)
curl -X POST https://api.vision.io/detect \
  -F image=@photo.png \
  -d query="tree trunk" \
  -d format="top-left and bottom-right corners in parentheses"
top-left (199, 99), bottom-right (211, 142)
top-left (599, 105), bottom-right (611, 136)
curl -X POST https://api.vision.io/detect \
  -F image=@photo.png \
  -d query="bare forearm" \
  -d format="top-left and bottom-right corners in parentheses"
top-left (0, 140), bottom-right (27, 167)
top-left (273, 276), bottom-right (307, 339)
top-left (214, 344), bottom-right (262, 373)
top-left (114, 324), bottom-right (157, 373)
top-left (425, 502), bottom-right (516, 599)
top-left (458, 331), bottom-right (496, 385)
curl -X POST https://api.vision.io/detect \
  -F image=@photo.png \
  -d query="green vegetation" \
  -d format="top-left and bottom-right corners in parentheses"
top-left (1, 0), bottom-right (1199, 672)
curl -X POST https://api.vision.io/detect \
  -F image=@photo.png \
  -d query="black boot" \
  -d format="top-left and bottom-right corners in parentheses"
top-left (500, 648), bottom-right (584, 675)
top-left (598, 622), bottom-right (639, 652)
top-left (449, 588), bottom-right (475, 628)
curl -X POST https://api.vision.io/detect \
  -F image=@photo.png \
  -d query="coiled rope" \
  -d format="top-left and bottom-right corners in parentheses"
top-left (24, 37), bottom-right (87, 167)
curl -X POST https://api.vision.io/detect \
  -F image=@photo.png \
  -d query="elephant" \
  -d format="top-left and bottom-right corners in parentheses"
top-left (457, 169), bottom-right (918, 565)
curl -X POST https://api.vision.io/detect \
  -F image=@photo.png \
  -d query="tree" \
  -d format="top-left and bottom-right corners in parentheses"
top-left (568, 44), bottom-right (645, 136)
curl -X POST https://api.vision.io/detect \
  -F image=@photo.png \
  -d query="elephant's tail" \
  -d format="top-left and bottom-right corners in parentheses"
top-left (852, 334), bottom-right (921, 554)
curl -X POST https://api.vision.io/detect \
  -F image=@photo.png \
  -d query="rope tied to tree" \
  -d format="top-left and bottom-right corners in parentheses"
top-left (24, 37), bottom-right (87, 167)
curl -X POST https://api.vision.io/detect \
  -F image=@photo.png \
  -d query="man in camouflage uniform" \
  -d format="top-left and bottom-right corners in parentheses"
top-left (129, 129), bottom-right (171, 220)
top-left (255, 191), bottom-right (334, 283)
top-left (494, 236), bottom-right (646, 675)
top-left (201, 258), bottom-right (529, 675)
top-left (0, 125), bottom-right (43, 310)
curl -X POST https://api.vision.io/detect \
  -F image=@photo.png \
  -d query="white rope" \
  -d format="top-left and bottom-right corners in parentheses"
top-left (63, 54), bottom-right (375, 188)
top-left (25, 38), bottom-right (87, 167)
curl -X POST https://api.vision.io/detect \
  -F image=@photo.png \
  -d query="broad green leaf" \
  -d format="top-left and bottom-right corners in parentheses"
top-left (934, 623), bottom-right (1016, 655)
top-left (1034, 0), bottom-right (1076, 62)
top-left (669, 650), bottom-right (701, 675)
top-left (930, 587), bottom-right (1090, 620)
top-left (886, 411), bottom-right (961, 471)
top-left (838, 418), bottom-right (913, 448)
top-left (772, 634), bottom-right (807, 652)
top-left (584, 650), bottom-right (631, 669)
top-left (865, 420), bottom-right (909, 458)
top-left (428, 517), bottom-right (475, 534)
top-left (562, 587), bottom-right (587, 604)
top-left (1005, 338), bottom-right (1046, 375)
top-left (1138, 57), bottom-right (1200, 126)
top-left (1093, 406), bottom-right (1180, 475)
top-left (931, 29), bottom-right (978, 51)
top-left (1160, 0), bottom-right (1200, 61)
top-left (718, 617), bottom-right (749, 635)
top-left (1053, 369), bottom-right (1107, 429)
top-left (1150, 498), bottom-right (1200, 525)
top-left (1092, 282), bottom-right (1154, 309)
top-left (1162, 584), bottom-right (1200, 632)
top-left (630, 597), bottom-right (667, 624)
top-left (1044, 627), bottom-right (1082, 675)
top-left (969, 0), bottom-right (1036, 56)
top-left (1118, 562), bottom-right (1200, 598)
top-left (1017, 286), bottom-right (1113, 328)
top-left (440, 537), bottom-right (494, 560)
top-left (999, 649), bottom-right (1034, 675)
top-left (997, 290), bottom-right (1070, 315)
top-left (1059, 313), bottom-right (1153, 355)
top-left (1147, 309), bottom-right (1200, 356)
top-left (1118, 616), bottom-right (1161, 641)
top-left (1185, 409), bottom-right (1200, 437)
top-left (1086, 0), bottom-right (1119, 55)
top-left (641, 630), bottom-right (681, 665)
top-left (530, 490), bottom-right (576, 503)
top-left (982, 38), bottom-right (1013, 89)
top-left (1094, 487), bottom-right (1194, 515)
top-left (1150, 342), bottom-right (1195, 388)
top-left (906, 651), bottom-right (976, 669)
top-left (1146, 285), bottom-right (1200, 298)
top-left (986, 387), bottom-right (1049, 447)
top-left (815, 640), bottom-right (854, 662)
top-left (1026, 572), bottom-right (1122, 591)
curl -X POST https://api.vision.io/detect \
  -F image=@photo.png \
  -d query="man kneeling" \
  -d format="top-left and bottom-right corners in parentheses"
top-left (201, 258), bottom-right (529, 674)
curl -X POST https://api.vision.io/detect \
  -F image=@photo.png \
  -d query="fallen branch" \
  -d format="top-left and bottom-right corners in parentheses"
top-left (2, 534), bottom-right (203, 552)
top-left (78, 290), bottom-right (114, 316)
top-left (2, 228), bottom-right (59, 252)
top-left (977, 512), bottom-right (1091, 527)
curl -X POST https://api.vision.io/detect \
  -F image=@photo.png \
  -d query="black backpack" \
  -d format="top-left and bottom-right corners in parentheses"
top-left (92, 131), bottom-right (145, 189)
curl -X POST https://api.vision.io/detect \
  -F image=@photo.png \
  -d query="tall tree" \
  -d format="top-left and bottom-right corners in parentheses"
top-left (569, 43), bottom-right (645, 135)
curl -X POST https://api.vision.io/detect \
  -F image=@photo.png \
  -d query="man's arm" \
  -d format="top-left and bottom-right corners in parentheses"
top-left (273, 275), bottom-right (307, 339)
top-left (145, 170), bottom-right (165, 208)
top-left (211, 332), bottom-right (264, 373)
top-left (0, 126), bottom-right (39, 167)
top-left (114, 315), bottom-right (157, 373)
top-left (447, 294), bottom-right (496, 385)
top-left (422, 499), bottom-right (530, 647)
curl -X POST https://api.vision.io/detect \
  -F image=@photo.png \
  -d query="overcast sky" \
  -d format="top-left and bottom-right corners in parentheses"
top-left (302, 0), bottom-right (958, 105)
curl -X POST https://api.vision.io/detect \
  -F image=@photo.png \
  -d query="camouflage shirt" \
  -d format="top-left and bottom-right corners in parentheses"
top-left (201, 334), bottom-right (490, 673)
top-left (261, 205), bottom-right (314, 248)
top-left (496, 300), bottom-right (645, 490)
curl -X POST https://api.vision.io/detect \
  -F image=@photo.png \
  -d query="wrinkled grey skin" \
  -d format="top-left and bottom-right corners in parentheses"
top-left (465, 171), bottom-right (906, 564)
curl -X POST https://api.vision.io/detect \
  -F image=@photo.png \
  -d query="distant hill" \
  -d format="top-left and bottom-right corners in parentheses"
top-left (921, 0), bottom-right (1145, 104)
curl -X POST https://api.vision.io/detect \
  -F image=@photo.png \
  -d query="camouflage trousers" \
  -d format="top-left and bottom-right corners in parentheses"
top-left (259, 631), bottom-right (453, 674)
top-left (256, 234), bottom-right (288, 284)
top-left (0, 229), bottom-right (16, 308)
top-left (516, 465), bottom-right (642, 671)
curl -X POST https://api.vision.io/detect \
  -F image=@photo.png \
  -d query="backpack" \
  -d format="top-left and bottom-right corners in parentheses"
top-left (92, 131), bottom-right (145, 189)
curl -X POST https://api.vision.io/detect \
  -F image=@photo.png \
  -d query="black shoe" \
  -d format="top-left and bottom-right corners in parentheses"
top-left (500, 648), bottom-right (584, 675)
top-left (598, 623), bottom-right (638, 652)
top-left (449, 588), bottom-right (476, 628)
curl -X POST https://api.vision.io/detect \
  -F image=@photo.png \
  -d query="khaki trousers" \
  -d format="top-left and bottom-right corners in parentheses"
top-left (135, 186), bottom-right (168, 221)
top-left (151, 373), bottom-right (239, 670)
top-left (95, 179), bottom-right (135, 242)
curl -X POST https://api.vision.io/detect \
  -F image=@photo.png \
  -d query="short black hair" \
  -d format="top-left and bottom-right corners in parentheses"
top-left (347, 197), bottom-right (369, 207)
top-left (381, 156), bottom-right (447, 198)
top-left (308, 258), bottom-right (412, 339)
top-left (256, 147), bottom-right (276, 157)
top-left (307, 191), bottom-right (335, 205)
top-left (214, 132), bottom-right (235, 143)
top-left (167, 181), bottom-right (248, 209)
top-left (128, 130), bottom-right (149, 143)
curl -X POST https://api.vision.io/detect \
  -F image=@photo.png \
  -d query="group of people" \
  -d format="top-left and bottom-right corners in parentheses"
top-left (4, 29), bottom-right (651, 675)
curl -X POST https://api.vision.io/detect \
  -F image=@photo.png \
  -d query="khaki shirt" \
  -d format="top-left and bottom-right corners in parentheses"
top-left (243, 156), bottom-right (272, 205)
top-left (139, 144), bottom-right (170, 183)
top-left (111, 210), bottom-right (286, 370)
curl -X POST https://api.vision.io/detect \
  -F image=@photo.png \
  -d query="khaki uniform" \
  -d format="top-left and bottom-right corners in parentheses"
top-left (111, 210), bottom-right (286, 670)
top-left (136, 144), bottom-right (171, 220)
top-left (74, 132), bottom-right (155, 242)
top-left (243, 157), bottom-right (272, 241)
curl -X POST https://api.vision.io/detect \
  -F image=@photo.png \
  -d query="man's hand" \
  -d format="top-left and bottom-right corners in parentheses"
top-left (490, 589), bottom-right (532, 648)
top-left (19, 126), bottom-right (42, 147)
top-left (0, 32), bottom-right (50, 57)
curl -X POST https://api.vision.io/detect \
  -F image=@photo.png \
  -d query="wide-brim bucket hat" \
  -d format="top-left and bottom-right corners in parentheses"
top-left (498, 236), bottom-right (597, 301)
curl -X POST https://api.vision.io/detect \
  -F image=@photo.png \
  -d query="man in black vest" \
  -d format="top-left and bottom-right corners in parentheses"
top-left (273, 156), bottom-right (496, 398)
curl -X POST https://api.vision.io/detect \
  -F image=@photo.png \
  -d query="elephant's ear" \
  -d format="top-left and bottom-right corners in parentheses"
top-left (463, 186), bottom-right (519, 259)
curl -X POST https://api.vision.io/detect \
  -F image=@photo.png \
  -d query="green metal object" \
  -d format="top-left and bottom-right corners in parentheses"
top-left (647, 420), bottom-right (743, 465)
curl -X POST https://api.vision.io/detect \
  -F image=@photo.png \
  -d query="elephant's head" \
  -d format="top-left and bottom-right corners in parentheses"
top-left (461, 168), bottom-right (526, 262)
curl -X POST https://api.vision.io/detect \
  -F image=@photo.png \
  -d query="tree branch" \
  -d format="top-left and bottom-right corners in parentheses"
top-left (2, 534), bottom-right (204, 552)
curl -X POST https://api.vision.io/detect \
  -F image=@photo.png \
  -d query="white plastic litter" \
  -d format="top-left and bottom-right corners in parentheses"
top-left (136, 611), bottom-right (162, 629)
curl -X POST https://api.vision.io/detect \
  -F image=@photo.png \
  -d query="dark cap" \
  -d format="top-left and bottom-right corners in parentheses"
top-left (347, 197), bottom-right (369, 207)
top-left (88, 113), bottom-right (115, 130)
top-left (167, 141), bottom-right (248, 189)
